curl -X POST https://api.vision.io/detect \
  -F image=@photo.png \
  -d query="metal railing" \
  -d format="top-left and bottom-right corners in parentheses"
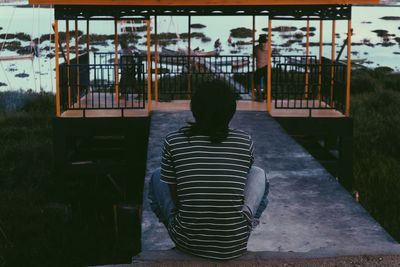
top-left (272, 57), bottom-right (346, 113)
top-left (59, 53), bottom-right (146, 114)
top-left (59, 53), bottom-right (347, 114)
top-left (156, 55), bottom-right (251, 100)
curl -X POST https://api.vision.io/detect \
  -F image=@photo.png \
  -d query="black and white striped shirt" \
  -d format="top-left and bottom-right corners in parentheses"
top-left (160, 127), bottom-right (254, 260)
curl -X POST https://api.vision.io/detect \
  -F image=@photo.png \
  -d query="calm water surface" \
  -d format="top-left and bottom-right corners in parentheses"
top-left (0, 4), bottom-right (399, 91)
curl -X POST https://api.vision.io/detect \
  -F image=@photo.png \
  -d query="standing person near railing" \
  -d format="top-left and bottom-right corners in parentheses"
top-left (119, 37), bottom-right (138, 100)
top-left (253, 34), bottom-right (269, 102)
top-left (148, 79), bottom-right (269, 260)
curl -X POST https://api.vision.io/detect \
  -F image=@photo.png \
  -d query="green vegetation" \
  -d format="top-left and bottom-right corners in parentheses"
top-left (0, 92), bottom-right (55, 267)
top-left (0, 92), bottom-right (137, 267)
top-left (1, 67), bottom-right (400, 266)
top-left (351, 67), bottom-right (400, 242)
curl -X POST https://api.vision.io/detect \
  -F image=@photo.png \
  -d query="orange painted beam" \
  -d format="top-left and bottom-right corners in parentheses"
top-left (154, 16), bottom-right (159, 102)
top-left (66, 20), bottom-right (71, 108)
top-left (251, 15), bottom-right (255, 98)
top-left (318, 19), bottom-right (323, 100)
top-left (330, 20), bottom-right (336, 107)
top-left (114, 19), bottom-right (119, 104)
top-left (75, 19), bottom-right (80, 106)
top-left (267, 18), bottom-right (272, 113)
top-left (305, 17), bottom-right (310, 98)
top-left (29, 0), bottom-right (379, 6)
top-left (54, 20), bottom-right (60, 117)
top-left (146, 19), bottom-right (152, 113)
top-left (345, 19), bottom-right (352, 116)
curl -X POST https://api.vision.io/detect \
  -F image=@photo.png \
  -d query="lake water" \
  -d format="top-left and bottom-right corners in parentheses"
top-left (0, 3), bottom-right (400, 92)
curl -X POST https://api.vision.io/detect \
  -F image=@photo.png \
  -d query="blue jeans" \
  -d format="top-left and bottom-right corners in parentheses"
top-left (148, 166), bottom-right (269, 228)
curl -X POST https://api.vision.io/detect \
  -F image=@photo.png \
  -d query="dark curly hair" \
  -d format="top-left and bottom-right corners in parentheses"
top-left (184, 80), bottom-right (237, 143)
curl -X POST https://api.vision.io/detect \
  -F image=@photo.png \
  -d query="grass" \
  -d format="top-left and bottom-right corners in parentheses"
top-left (0, 91), bottom-right (138, 267)
top-left (0, 67), bottom-right (400, 265)
top-left (351, 68), bottom-right (400, 242)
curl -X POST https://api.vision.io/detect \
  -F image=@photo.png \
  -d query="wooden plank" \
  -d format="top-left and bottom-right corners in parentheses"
top-left (61, 99), bottom-right (344, 118)
top-left (0, 55), bottom-right (34, 61)
top-left (61, 109), bottom-right (149, 117)
top-left (29, 0), bottom-right (379, 5)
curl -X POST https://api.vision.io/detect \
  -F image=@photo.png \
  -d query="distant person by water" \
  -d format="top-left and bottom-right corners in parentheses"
top-left (119, 37), bottom-right (139, 99)
top-left (214, 38), bottom-right (222, 53)
top-left (148, 79), bottom-right (269, 260)
top-left (253, 34), bottom-right (268, 101)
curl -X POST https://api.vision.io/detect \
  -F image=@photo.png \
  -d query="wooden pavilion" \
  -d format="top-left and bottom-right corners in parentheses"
top-left (27, 0), bottom-right (379, 198)
top-left (30, 0), bottom-right (378, 118)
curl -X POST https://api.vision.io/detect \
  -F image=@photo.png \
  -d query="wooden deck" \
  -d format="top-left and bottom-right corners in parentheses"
top-left (60, 93), bottom-right (344, 118)
top-left (61, 101), bottom-right (344, 118)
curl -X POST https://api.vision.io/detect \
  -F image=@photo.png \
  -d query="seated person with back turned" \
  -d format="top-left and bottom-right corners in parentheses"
top-left (148, 79), bottom-right (269, 260)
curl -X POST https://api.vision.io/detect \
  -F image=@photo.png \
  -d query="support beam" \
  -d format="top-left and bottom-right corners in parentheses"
top-left (305, 17), bottom-right (310, 98)
top-left (318, 19), bottom-right (323, 100)
top-left (54, 20), bottom-right (60, 117)
top-left (75, 19), bottom-right (80, 106)
top-left (86, 19), bottom-right (90, 63)
top-left (330, 20), bottom-right (336, 107)
top-left (154, 16), bottom-right (159, 102)
top-left (252, 15), bottom-right (255, 98)
top-left (188, 15), bottom-right (192, 99)
top-left (267, 17), bottom-right (272, 112)
top-left (146, 18), bottom-right (152, 112)
top-left (114, 19), bottom-right (119, 104)
top-left (66, 20), bottom-right (71, 107)
top-left (345, 19), bottom-right (352, 116)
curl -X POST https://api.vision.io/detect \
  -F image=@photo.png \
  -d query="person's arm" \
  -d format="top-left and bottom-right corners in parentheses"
top-left (160, 138), bottom-right (179, 206)
top-left (169, 184), bottom-right (179, 207)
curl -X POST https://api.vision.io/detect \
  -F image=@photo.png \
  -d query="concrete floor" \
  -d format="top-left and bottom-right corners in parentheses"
top-left (140, 111), bottom-right (400, 261)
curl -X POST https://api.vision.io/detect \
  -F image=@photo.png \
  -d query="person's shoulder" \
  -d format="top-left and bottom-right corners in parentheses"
top-left (164, 128), bottom-right (188, 143)
top-left (229, 129), bottom-right (252, 141)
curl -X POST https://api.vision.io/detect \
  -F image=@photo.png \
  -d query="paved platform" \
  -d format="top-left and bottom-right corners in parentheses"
top-left (139, 111), bottom-right (400, 262)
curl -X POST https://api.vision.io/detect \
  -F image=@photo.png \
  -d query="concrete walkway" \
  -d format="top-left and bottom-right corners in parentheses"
top-left (139, 111), bottom-right (400, 262)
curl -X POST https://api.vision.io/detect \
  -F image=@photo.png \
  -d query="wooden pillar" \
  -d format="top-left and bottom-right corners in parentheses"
top-left (345, 19), bottom-right (352, 116)
top-left (318, 19), bottom-right (323, 100)
top-left (330, 20), bottom-right (336, 106)
top-left (54, 20), bottom-right (60, 117)
top-left (114, 19), bottom-right (119, 104)
top-left (146, 18), bottom-right (152, 112)
top-left (188, 15), bottom-right (192, 98)
top-left (66, 20), bottom-right (71, 107)
top-left (154, 16), bottom-right (159, 102)
top-left (251, 15), bottom-right (255, 98)
top-left (75, 19), bottom-right (80, 106)
top-left (86, 19), bottom-right (90, 64)
top-left (267, 17), bottom-right (272, 112)
top-left (305, 17), bottom-right (310, 98)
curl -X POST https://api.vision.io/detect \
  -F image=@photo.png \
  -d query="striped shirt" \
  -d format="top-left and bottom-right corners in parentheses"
top-left (160, 127), bottom-right (254, 260)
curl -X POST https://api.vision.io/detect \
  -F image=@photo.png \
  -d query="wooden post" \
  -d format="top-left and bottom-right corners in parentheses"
top-left (54, 20), bottom-right (60, 117)
top-left (267, 17), bottom-right (272, 112)
top-left (147, 18), bottom-right (152, 112)
top-left (330, 20), bottom-right (336, 107)
top-left (188, 15), bottom-right (192, 99)
top-left (86, 19), bottom-right (90, 63)
top-left (66, 20), bottom-right (71, 107)
top-left (252, 15), bottom-right (255, 98)
top-left (114, 19), bottom-right (119, 104)
top-left (318, 19), bottom-right (323, 100)
top-left (75, 19), bottom-right (80, 106)
top-left (345, 20), bottom-right (352, 116)
top-left (305, 17), bottom-right (310, 98)
top-left (154, 16), bottom-right (159, 102)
